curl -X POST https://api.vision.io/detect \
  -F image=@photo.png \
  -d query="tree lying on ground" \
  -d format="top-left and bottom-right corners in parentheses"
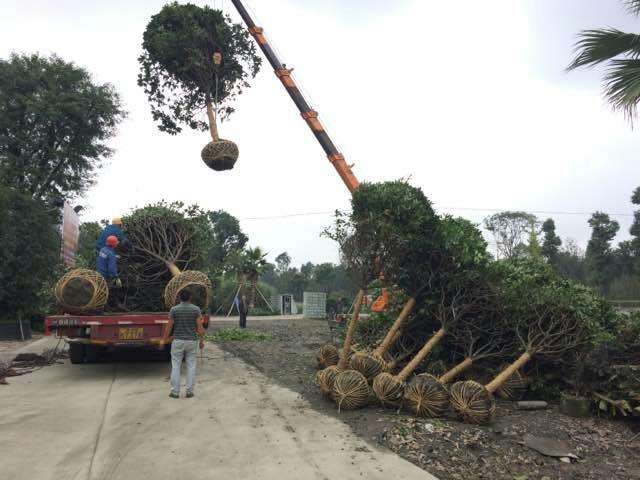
top-left (0, 53), bottom-right (125, 200)
top-left (138, 2), bottom-right (261, 170)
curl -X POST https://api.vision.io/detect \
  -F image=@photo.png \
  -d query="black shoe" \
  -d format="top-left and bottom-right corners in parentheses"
top-left (186, 391), bottom-right (194, 398)
top-left (169, 392), bottom-right (179, 399)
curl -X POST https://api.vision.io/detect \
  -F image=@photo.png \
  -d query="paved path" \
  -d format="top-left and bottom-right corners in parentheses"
top-left (1, 337), bottom-right (436, 480)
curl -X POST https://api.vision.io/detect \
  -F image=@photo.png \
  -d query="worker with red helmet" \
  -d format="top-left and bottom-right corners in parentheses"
top-left (96, 235), bottom-right (122, 288)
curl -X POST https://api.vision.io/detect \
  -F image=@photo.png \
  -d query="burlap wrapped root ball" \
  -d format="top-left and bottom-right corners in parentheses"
top-left (449, 380), bottom-right (496, 425)
top-left (201, 139), bottom-right (239, 171)
top-left (55, 269), bottom-right (108, 313)
top-left (164, 270), bottom-right (212, 310)
top-left (372, 372), bottom-right (406, 407)
top-left (404, 375), bottom-right (449, 418)
top-left (316, 344), bottom-right (340, 369)
top-left (332, 370), bottom-right (371, 411)
top-left (495, 367), bottom-right (526, 401)
top-left (349, 352), bottom-right (386, 381)
top-left (316, 365), bottom-right (340, 397)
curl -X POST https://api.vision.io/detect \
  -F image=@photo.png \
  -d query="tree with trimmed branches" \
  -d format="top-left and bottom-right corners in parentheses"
top-left (138, 2), bottom-right (261, 170)
top-left (0, 53), bottom-right (125, 200)
top-left (541, 218), bottom-right (562, 266)
top-left (585, 212), bottom-right (620, 294)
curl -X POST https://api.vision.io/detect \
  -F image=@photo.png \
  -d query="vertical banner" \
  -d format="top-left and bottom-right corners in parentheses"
top-left (60, 203), bottom-right (80, 267)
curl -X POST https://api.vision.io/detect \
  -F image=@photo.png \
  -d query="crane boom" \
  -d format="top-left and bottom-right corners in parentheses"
top-left (230, 0), bottom-right (360, 193)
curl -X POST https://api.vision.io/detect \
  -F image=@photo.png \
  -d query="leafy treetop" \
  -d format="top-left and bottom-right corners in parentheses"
top-left (138, 2), bottom-right (262, 134)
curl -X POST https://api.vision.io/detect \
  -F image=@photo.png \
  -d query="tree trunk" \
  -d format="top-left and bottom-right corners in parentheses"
top-left (373, 297), bottom-right (416, 357)
top-left (438, 357), bottom-right (474, 384)
top-left (397, 327), bottom-right (446, 382)
top-left (166, 262), bottom-right (181, 277)
top-left (337, 289), bottom-right (365, 370)
top-left (485, 351), bottom-right (532, 394)
top-left (206, 100), bottom-right (219, 142)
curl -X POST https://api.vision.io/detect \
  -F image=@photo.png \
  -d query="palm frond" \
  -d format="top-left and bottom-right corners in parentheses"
top-left (567, 28), bottom-right (640, 70)
top-left (625, 0), bottom-right (640, 16)
top-left (604, 58), bottom-right (640, 123)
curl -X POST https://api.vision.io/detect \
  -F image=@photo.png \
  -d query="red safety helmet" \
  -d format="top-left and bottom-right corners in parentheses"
top-left (106, 235), bottom-right (119, 247)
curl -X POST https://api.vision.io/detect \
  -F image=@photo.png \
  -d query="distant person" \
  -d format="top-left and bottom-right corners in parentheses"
top-left (237, 294), bottom-right (249, 329)
top-left (96, 217), bottom-right (129, 251)
top-left (169, 289), bottom-right (205, 399)
top-left (335, 297), bottom-right (344, 315)
top-left (96, 235), bottom-right (122, 289)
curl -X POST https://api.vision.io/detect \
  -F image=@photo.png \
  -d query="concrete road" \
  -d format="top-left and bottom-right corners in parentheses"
top-left (1, 337), bottom-right (436, 480)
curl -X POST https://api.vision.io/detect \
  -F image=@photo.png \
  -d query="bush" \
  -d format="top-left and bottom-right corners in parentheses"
top-left (206, 328), bottom-right (272, 342)
top-left (0, 186), bottom-right (61, 321)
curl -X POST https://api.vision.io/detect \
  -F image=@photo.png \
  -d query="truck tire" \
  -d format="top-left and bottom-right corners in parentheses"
top-left (85, 345), bottom-right (101, 363)
top-left (69, 343), bottom-right (85, 364)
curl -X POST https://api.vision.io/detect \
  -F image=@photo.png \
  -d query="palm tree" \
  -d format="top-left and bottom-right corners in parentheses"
top-left (567, 0), bottom-right (640, 123)
top-left (233, 247), bottom-right (268, 308)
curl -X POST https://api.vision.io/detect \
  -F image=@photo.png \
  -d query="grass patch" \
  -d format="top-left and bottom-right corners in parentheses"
top-left (205, 328), bottom-right (273, 342)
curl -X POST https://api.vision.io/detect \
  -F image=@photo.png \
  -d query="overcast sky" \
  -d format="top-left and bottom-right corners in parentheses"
top-left (1, 0), bottom-right (638, 265)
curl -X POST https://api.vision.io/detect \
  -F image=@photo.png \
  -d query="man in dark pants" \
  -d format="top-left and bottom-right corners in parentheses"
top-left (238, 294), bottom-right (249, 329)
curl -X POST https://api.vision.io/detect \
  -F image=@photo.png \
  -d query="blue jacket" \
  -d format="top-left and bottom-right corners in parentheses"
top-left (96, 224), bottom-right (129, 250)
top-left (96, 246), bottom-right (119, 279)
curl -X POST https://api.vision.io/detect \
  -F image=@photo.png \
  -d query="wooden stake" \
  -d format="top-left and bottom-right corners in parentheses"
top-left (485, 351), bottom-right (532, 394)
top-left (373, 297), bottom-right (416, 357)
top-left (337, 289), bottom-right (365, 370)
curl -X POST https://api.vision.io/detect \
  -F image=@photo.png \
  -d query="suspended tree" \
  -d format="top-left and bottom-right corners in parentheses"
top-left (138, 2), bottom-right (261, 171)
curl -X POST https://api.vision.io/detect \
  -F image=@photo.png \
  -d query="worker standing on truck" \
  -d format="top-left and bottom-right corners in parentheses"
top-left (96, 235), bottom-right (122, 288)
top-left (96, 217), bottom-right (129, 251)
top-left (169, 289), bottom-right (205, 399)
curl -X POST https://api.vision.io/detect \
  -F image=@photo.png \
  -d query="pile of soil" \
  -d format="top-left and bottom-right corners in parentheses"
top-left (211, 318), bottom-right (640, 480)
top-left (0, 350), bottom-right (67, 385)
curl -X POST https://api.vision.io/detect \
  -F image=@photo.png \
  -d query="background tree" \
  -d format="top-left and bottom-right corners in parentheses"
top-left (198, 210), bottom-right (247, 277)
top-left (585, 212), bottom-right (620, 294)
top-left (555, 239), bottom-right (587, 283)
top-left (75, 221), bottom-right (104, 268)
top-left (275, 252), bottom-right (291, 273)
top-left (483, 211), bottom-right (538, 259)
top-left (0, 53), bottom-right (125, 200)
top-left (631, 187), bottom-right (640, 260)
top-left (138, 2), bottom-right (261, 135)
top-left (541, 218), bottom-right (562, 265)
top-left (567, 0), bottom-right (640, 123)
top-left (0, 185), bottom-right (60, 321)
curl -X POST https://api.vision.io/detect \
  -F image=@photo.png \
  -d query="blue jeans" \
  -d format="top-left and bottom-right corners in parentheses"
top-left (170, 339), bottom-right (198, 394)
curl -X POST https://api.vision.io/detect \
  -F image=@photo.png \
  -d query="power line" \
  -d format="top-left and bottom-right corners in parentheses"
top-left (240, 206), bottom-right (635, 221)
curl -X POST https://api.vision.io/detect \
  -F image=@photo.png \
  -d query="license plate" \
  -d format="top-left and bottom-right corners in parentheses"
top-left (118, 327), bottom-right (144, 341)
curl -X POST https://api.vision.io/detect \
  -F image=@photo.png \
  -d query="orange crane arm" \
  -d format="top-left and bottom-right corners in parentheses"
top-left (230, 0), bottom-right (359, 193)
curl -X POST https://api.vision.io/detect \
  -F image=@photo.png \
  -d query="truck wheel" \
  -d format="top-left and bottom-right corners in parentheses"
top-left (85, 345), bottom-right (101, 363)
top-left (69, 343), bottom-right (85, 364)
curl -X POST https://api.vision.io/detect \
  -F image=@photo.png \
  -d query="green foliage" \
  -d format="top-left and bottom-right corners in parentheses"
top-left (0, 53), bottom-right (125, 200)
top-left (138, 2), bottom-right (261, 134)
top-left (206, 328), bottom-right (272, 342)
top-left (230, 246), bottom-right (267, 280)
top-left (75, 221), bottom-right (103, 268)
top-left (0, 185), bottom-right (61, 320)
top-left (275, 252), bottom-right (291, 273)
top-left (586, 212), bottom-right (620, 293)
top-left (567, 4), bottom-right (640, 122)
top-left (541, 218), bottom-right (562, 264)
top-left (483, 211), bottom-right (538, 260)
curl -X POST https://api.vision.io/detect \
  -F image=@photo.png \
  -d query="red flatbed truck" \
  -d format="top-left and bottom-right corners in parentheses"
top-left (45, 313), bottom-right (174, 363)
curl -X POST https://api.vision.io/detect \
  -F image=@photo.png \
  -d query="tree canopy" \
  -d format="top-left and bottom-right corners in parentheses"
top-left (484, 211), bottom-right (538, 260)
top-left (0, 53), bottom-right (125, 200)
top-left (138, 2), bottom-right (262, 134)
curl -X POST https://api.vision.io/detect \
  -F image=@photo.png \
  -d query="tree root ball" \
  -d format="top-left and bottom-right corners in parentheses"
top-left (372, 372), bottom-right (405, 407)
top-left (54, 269), bottom-right (108, 313)
top-left (164, 270), bottom-right (212, 310)
top-left (404, 375), bottom-right (449, 418)
top-left (316, 344), bottom-right (339, 369)
top-left (201, 139), bottom-right (239, 171)
top-left (495, 367), bottom-right (526, 401)
top-left (449, 380), bottom-right (496, 425)
top-left (349, 353), bottom-right (386, 381)
top-left (316, 365), bottom-right (340, 397)
top-left (332, 370), bottom-right (371, 411)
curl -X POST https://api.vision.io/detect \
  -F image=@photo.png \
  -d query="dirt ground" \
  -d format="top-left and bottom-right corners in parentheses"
top-left (212, 318), bottom-right (640, 480)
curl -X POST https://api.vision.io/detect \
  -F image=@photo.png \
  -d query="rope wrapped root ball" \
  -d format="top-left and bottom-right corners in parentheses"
top-left (404, 375), bottom-right (449, 418)
top-left (332, 370), bottom-right (371, 411)
top-left (349, 352), bottom-right (386, 381)
top-left (201, 139), bottom-right (239, 171)
top-left (55, 269), bottom-right (108, 313)
top-left (372, 372), bottom-right (406, 407)
top-left (316, 344), bottom-right (339, 369)
top-left (164, 270), bottom-right (212, 310)
top-left (495, 367), bottom-right (526, 401)
top-left (316, 365), bottom-right (340, 397)
top-left (449, 380), bottom-right (496, 425)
